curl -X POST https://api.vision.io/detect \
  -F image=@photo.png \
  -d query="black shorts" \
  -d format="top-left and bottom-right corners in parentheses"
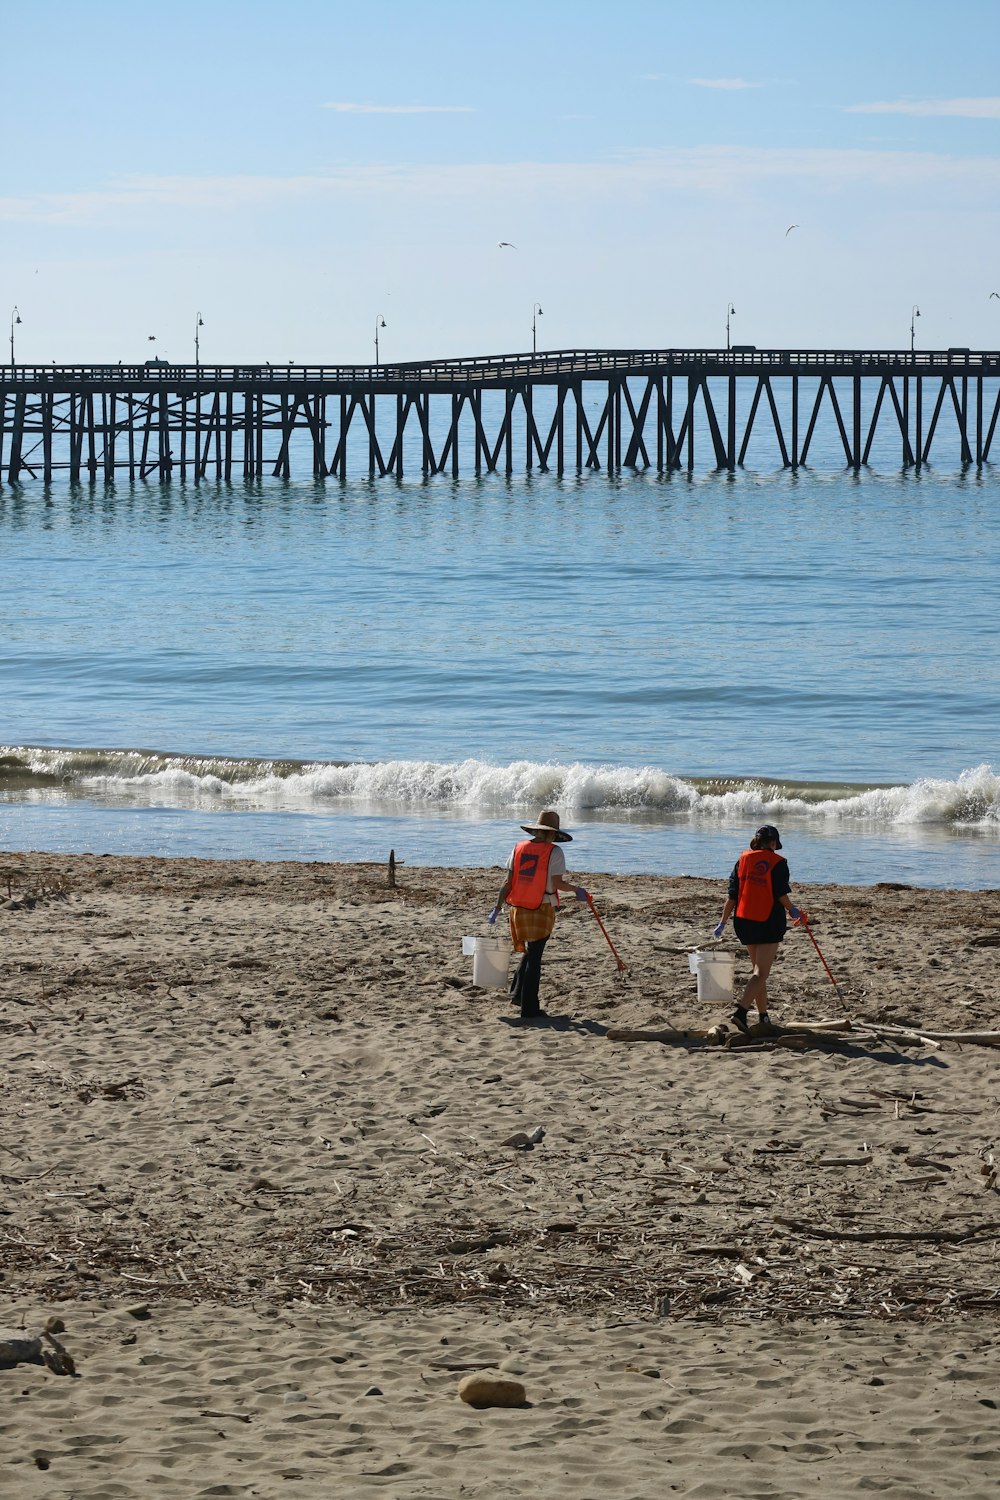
top-left (733, 914), bottom-right (787, 947)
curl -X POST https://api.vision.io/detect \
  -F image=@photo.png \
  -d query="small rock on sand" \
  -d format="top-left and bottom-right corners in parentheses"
top-left (458, 1372), bottom-right (527, 1408)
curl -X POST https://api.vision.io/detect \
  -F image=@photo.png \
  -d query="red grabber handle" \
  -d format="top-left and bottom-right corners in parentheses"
top-left (587, 894), bottom-right (628, 973)
top-left (797, 912), bottom-right (841, 990)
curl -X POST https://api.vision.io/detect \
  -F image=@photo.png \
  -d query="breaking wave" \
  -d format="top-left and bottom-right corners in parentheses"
top-left (2, 746), bottom-right (999, 829)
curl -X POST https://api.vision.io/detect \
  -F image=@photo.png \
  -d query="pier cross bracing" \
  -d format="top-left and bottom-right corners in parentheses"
top-left (1, 349), bottom-right (999, 482)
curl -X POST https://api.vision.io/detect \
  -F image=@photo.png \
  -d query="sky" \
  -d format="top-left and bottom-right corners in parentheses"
top-left (3, 0), bottom-right (1000, 364)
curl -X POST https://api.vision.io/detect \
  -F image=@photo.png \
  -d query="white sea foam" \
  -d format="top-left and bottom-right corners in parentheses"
top-left (280, 759), bottom-right (701, 813)
top-left (2, 747), bottom-right (990, 828)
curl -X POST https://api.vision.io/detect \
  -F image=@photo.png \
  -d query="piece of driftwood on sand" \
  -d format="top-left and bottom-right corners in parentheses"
top-left (605, 1019), bottom-right (1000, 1052)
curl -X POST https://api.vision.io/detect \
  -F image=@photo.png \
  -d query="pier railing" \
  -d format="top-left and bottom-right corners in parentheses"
top-left (2, 346), bottom-right (998, 388)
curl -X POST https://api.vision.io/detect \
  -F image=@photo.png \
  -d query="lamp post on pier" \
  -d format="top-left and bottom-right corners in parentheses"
top-left (726, 303), bottom-right (735, 351)
top-left (910, 305), bottom-right (920, 353)
top-left (374, 314), bottom-right (386, 368)
top-left (10, 306), bottom-right (21, 368)
top-left (194, 312), bottom-right (204, 369)
top-left (532, 302), bottom-right (543, 355)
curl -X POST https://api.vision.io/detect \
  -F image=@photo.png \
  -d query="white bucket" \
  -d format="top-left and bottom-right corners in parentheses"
top-left (688, 950), bottom-right (735, 1003)
top-left (471, 934), bottom-right (510, 989)
top-left (461, 935), bottom-right (478, 956)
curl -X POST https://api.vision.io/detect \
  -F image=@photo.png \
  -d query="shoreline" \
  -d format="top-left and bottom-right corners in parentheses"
top-left (3, 849), bottom-right (1000, 1496)
top-left (3, 805), bottom-right (1000, 893)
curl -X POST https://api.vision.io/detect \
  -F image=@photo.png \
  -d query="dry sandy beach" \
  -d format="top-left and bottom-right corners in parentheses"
top-left (2, 848), bottom-right (999, 1498)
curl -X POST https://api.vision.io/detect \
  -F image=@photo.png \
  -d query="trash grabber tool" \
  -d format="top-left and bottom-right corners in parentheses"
top-left (798, 914), bottom-right (848, 1012)
top-left (587, 895), bottom-right (629, 976)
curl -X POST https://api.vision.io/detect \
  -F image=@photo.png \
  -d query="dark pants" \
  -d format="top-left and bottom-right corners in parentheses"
top-left (510, 938), bottom-right (548, 1018)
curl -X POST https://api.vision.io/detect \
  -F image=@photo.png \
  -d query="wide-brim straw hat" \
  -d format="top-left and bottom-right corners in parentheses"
top-left (520, 809), bottom-right (572, 842)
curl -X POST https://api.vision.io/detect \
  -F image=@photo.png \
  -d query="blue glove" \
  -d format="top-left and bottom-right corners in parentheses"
top-left (575, 886), bottom-right (590, 902)
top-left (487, 905), bottom-right (500, 925)
top-left (789, 905), bottom-right (802, 922)
top-left (713, 920), bottom-right (727, 939)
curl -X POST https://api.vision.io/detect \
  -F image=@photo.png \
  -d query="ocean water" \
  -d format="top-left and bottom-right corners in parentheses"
top-left (2, 451), bottom-right (999, 890)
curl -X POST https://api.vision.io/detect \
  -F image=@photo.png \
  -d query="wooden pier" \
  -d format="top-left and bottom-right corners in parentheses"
top-left (1, 348), bottom-right (998, 483)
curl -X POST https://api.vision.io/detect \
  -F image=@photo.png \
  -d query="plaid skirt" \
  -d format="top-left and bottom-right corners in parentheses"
top-left (509, 902), bottom-right (557, 952)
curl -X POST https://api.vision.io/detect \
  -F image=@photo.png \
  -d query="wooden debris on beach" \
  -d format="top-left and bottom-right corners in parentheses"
top-left (605, 1019), bottom-right (850, 1052)
top-left (605, 1025), bottom-right (707, 1046)
top-left (775, 1216), bottom-right (1000, 1245)
top-left (4, 851), bottom-right (999, 1333)
top-left (5, 1143), bottom-right (1000, 1325)
top-left (0, 1319), bottom-right (76, 1375)
top-left (606, 1018), bottom-right (1000, 1054)
top-left (1, 866), bottom-right (72, 906)
top-left (881, 1027), bottom-right (1000, 1047)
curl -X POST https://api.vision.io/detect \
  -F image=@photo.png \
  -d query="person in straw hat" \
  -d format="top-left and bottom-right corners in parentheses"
top-left (489, 810), bottom-right (589, 1021)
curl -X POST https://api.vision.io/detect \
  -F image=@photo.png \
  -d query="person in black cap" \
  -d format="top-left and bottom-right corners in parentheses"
top-left (489, 809), bottom-right (589, 1021)
top-left (713, 824), bottom-right (805, 1032)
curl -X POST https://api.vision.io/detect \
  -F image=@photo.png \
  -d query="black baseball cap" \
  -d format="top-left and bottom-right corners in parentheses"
top-left (755, 824), bottom-right (782, 848)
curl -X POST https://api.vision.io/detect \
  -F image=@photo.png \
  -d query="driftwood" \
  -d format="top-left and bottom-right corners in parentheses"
top-left (725, 1035), bottom-right (810, 1052)
top-left (866, 1029), bottom-right (939, 1050)
top-left (606, 1026), bottom-right (704, 1045)
top-left (608, 1018), bottom-right (1000, 1054)
top-left (776, 1216), bottom-right (1000, 1245)
top-left (782, 1018), bottom-right (853, 1032)
top-left (876, 1026), bottom-right (1000, 1047)
top-left (606, 1021), bottom-right (843, 1045)
top-left (606, 1020), bottom-right (855, 1052)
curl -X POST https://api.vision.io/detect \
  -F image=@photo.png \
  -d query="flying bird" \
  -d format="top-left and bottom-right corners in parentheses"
top-left (498, 241), bottom-right (517, 249)
top-left (990, 291), bottom-right (1000, 299)
top-left (785, 224), bottom-right (799, 236)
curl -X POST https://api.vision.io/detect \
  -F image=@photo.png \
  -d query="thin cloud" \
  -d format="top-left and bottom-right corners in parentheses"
top-left (689, 77), bottom-right (762, 91)
top-left (846, 96), bottom-right (1000, 119)
top-left (322, 102), bottom-right (474, 114)
top-left (4, 147), bottom-right (1000, 227)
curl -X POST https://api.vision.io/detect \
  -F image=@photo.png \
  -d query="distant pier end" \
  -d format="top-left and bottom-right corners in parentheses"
top-left (1, 348), bottom-right (998, 482)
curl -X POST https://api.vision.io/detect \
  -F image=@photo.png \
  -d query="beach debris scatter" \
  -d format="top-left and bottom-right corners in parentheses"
top-left (1, 850), bottom-right (999, 1329)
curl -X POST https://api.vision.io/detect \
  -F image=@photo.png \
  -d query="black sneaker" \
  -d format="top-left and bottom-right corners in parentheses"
top-left (730, 1005), bottom-right (750, 1034)
top-left (757, 1011), bottom-right (773, 1028)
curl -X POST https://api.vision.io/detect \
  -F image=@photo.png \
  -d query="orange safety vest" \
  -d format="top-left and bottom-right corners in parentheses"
top-left (735, 848), bottom-right (786, 922)
top-left (507, 839), bottom-right (556, 910)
